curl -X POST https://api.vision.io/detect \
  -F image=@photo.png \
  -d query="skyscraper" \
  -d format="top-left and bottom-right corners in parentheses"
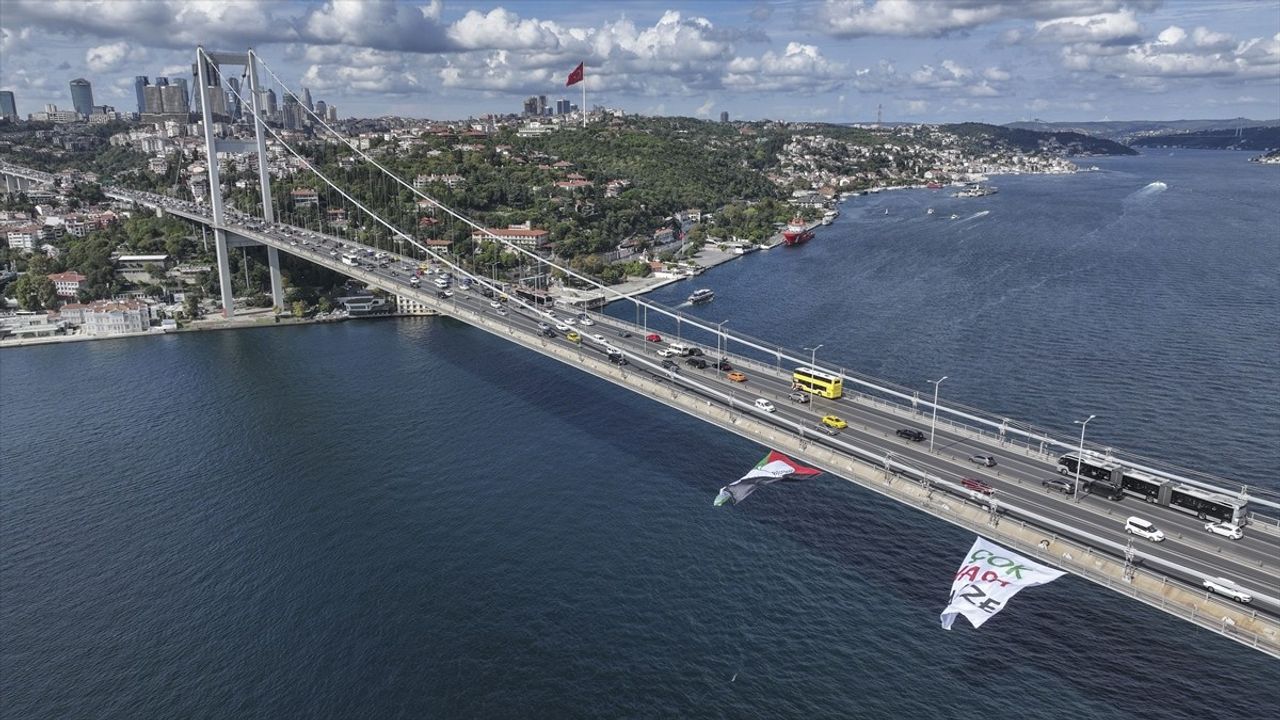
top-left (0, 91), bottom-right (17, 121)
top-left (720, 111), bottom-right (729, 123)
top-left (282, 94), bottom-right (301, 130)
top-left (265, 88), bottom-right (278, 116)
top-left (314, 100), bottom-right (327, 120)
top-left (325, 104), bottom-right (337, 122)
top-left (134, 76), bottom-right (149, 115)
top-left (226, 77), bottom-right (242, 120)
top-left (171, 78), bottom-right (189, 109)
top-left (537, 95), bottom-right (547, 116)
top-left (69, 78), bottom-right (94, 117)
top-left (302, 87), bottom-right (313, 112)
top-left (161, 85), bottom-right (189, 115)
top-left (143, 85), bottom-right (164, 113)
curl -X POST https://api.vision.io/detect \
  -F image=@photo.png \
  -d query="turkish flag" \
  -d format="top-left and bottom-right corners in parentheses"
top-left (566, 62), bottom-right (584, 87)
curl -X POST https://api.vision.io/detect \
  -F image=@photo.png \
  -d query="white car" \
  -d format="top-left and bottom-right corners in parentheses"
top-left (753, 398), bottom-right (776, 413)
top-left (1124, 516), bottom-right (1165, 542)
top-left (656, 348), bottom-right (675, 358)
top-left (563, 317), bottom-right (576, 326)
top-left (578, 316), bottom-right (595, 326)
top-left (1204, 522), bottom-right (1243, 540)
top-left (554, 322), bottom-right (570, 332)
top-left (1203, 577), bottom-right (1252, 604)
top-left (489, 301), bottom-right (502, 308)
top-left (590, 333), bottom-right (607, 343)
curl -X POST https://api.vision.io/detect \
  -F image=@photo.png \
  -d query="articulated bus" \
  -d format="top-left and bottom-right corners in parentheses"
top-left (340, 253), bottom-right (359, 266)
top-left (1057, 452), bottom-right (1124, 499)
top-left (792, 366), bottom-right (843, 399)
top-left (1060, 453), bottom-right (1250, 524)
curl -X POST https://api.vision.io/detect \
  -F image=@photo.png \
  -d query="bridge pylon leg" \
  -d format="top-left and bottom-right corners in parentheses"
top-left (267, 246), bottom-right (284, 309)
top-left (212, 228), bottom-right (235, 318)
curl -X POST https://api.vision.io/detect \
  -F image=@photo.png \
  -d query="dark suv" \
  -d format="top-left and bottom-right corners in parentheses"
top-left (685, 357), bottom-right (708, 369)
top-left (896, 428), bottom-right (926, 442)
top-left (661, 359), bottom-right (679, 371)
top-left (715, 358), bottom-right (733, 371)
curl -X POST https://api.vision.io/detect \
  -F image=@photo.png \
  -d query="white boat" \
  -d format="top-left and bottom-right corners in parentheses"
top-left (688, 288), bottom-right (714, 304)
top-left (927, 208), bottom-right (935, 215)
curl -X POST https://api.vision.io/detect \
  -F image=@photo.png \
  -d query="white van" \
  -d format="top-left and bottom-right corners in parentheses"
top-left (1125, 516), bottom-right (1165, 542)
top-left (667, 342), bottom-right (693, 356)
top-left (753, 398), bottom-right (776, 413)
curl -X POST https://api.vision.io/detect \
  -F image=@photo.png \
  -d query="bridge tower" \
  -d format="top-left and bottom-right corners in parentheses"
top-left (194, 47), bottom-right (285, 318)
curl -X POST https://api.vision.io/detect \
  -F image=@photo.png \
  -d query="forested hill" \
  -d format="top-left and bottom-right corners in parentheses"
top-left (1129, 125), bottom-right (1280, 151)
top-left (944, 123), bottom-right (1138, 156)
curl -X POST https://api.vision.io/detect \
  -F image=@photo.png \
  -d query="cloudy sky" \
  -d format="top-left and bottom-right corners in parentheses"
top-left (2, 0), bottom-right (1277, 123)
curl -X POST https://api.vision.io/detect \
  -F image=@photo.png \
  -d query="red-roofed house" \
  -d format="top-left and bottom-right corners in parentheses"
top-left (470, 226), bottom-right (550, 250)
top-left (48, 271), bottom-right (87, 298)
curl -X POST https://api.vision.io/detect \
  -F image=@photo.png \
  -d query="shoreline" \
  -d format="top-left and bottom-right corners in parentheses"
top-left (0, 310), bottom-right (436, 349)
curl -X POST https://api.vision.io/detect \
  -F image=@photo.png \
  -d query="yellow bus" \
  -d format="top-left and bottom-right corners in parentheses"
top-left (792, 366), bottom-right (843, 399)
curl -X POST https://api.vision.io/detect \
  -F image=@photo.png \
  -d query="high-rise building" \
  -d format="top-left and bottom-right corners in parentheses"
top-left (282, 94), bottom-right (301, 130)
top-left (69, 78), bottom-right (94, 117)
top-left (537, 95), bottom-right (547, 116)
top-left (556, 98), bottom-right (570, 115)
top-left (265, 88), bottom-right (278, 116)
top-left (0, 91), bottom-right (16, 122)
top-left (143, 85), bottom-right (164, 113)
top-left (161, 85), bottom-right (189, 115)
top-left (523, 96), bottom-right (538, 116)
top-left (720, 111), bottom-right (729, 123)
top-left (314, 100), bottom-right (327, 120)
top-left (171, 78), bottom-right (189, 109)
top-left (325, 104), bottom-right (337, 122)
top-left (226, 77), bottom-right (242, 120)
top-left (134, 76), bottom-right (149, 115)
top-left (302, 87), bottom-right (313, 112)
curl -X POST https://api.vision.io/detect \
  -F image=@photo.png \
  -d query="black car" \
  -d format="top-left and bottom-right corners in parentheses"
top-left (608, 352), bottom-right (628, 365)
top-left (896, 428), bottom-right (926, 442)
top-left (436, 291), bottom-right (449, 298)
top-left (540, 327), bottom-right (557, 338)
top-left (661, 359), bottom-right (679, 371)
top-left (1043, 478), bottom-right (1075, 495)
top-left (688, 348), bottom-right (704, 356)
top-left (685, 357), bottom-right (708, 369)
top-left (617, 330), bottom-right (632, 338)
top-left (715, 359), bottom-right (733, 371)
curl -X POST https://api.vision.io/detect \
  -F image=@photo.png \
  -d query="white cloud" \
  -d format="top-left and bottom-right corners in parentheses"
top-left (1062, 25), bottom-right (1280, 80)
top-left (819, 0), bottom-right (1149, 39)
top-left (303, 0), bottom-right (449, 53)
top-left (1034, 10), bottom-right (1142, 44)
top-left (694, 97), bottom-right (715, 117)
top-left (725, 42), bottom-right (845, 93)
top-left (85, 41), bottom-right (145, 72)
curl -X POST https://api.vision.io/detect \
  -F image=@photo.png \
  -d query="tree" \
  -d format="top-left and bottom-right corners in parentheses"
top-left (317, 296), bottom-right (333, 313)
top-left (12, 273), bottom-right (57, 311)
top-left (184, 290), bottom-right (203, 319)
top-left (292, 299), bottom-right (307, 318)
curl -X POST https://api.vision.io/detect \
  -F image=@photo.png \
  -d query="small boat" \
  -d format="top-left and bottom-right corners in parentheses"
top-left (821, 209), bottom-right (837, 225)
top-left (926, 181), bottom-right (943, 189)
top-left (884, 208), bottom-right (889, 215)
top-left (927, 208), bottom-right (934, 215)
top-left (688, 288), bottom-right (714, 304)
top-left (949, 213), bottom-right (959, 220)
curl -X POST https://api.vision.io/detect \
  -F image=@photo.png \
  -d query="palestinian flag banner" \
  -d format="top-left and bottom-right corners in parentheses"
top-left (714, 451), bottom-right (823, 506)
top-left (940, 537), bottom-right (1065, 630)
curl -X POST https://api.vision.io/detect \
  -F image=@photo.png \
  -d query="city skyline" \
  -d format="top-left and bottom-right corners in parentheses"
top-left (1, 0), bottom-right (1277, 123)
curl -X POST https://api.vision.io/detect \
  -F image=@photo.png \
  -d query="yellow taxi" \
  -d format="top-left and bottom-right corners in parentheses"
top-left (566, 330), bottom-right (581, 343)
top-left (822, 414), bottom-right (848, 429)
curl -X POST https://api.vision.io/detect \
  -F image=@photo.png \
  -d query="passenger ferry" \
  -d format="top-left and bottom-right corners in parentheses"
top-left (687, 288), bottom-right (715, 304)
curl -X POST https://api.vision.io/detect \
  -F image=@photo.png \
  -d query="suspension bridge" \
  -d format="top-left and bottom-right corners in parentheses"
top-left (2, 46), bottom-right (1278, 657)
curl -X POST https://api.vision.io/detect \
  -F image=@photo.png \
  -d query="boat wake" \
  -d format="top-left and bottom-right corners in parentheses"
top-left (1140, 181), bottom-right (1168, 194)
top-left (957, 210), bottom-right (990, 222)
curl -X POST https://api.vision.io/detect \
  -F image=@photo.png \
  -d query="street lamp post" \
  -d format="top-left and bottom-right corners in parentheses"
top-left (804, 344), bottom-right (824, 413)
top-left (1073, 414), bottom-right (1096, 501)
top-left (928, 376), bottom-right (948, 451)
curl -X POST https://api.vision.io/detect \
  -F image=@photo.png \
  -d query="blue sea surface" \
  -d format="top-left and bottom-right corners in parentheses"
top-left (2, 150), bottom-right (1277, 718)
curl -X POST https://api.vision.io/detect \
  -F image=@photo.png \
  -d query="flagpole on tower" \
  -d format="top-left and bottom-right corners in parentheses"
top-left (582, 66), bottom-right (587, 128)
